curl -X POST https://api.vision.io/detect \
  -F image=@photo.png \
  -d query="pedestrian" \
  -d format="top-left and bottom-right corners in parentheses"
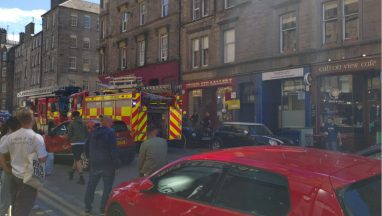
top-left (67, 110), bottom-right (88, 185)
top-left (190, 112), bottom-right (199, 128)
top-left (138, 124), bottom-right (168, 177)
top-left (0, 117), bottom-right (20, 216)
top-left (323, 117), bottom-right (342, 151)
top-left (84, 115), bottom-right (120, 215)
top-left (0, 109), bottom-right (48, 216)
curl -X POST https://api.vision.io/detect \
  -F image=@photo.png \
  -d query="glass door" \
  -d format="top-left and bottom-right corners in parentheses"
top-left (366, 73), bottom-right (381, 145)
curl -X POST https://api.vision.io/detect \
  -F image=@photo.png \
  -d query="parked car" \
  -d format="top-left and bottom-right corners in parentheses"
top-left (211, 122), bottom-right (294, 150)
top-left (357, 144), bottom-right (381, 160)
top-left (44, 120), bottom-right (136, 164)
top-left (106, 146), bottom-right (381, 216)
top-left (181, 123), bottom-right (212, 148)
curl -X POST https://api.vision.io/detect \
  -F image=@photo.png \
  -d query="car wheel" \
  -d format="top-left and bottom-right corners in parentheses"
top-left (211, 139), bottom-right (222, 150)
top-left (107, 203), bottom-right (126, 216)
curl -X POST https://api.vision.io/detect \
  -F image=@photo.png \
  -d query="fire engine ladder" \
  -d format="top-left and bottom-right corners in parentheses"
top-left (100, 76), bottom-right (143, 91)
top-left (17, 86), bottom-right (63, 98)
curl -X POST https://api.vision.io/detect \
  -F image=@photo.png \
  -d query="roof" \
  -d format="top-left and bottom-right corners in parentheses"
top-left (59, 0), bottom-right (99, 14)
top-left (187, 146), bottom-right (381, 187)
top-left (222, 122), bottom-right (264, 126)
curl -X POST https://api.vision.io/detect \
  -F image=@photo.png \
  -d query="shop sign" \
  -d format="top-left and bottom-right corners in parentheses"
top-left (313, 58), bottom-right (380, 75)
top-left (262, 68), bottom-right (304, 81)
top-left (184, 78), bottom-right (233, 89)
top-left (226, 100), bottom-right (240, 110)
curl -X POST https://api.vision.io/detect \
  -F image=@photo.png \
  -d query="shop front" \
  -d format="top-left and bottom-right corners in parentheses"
top-left (183, 78), bottom-right (235, 128)
top-left (312, 57), bottom-right (381, 152)
top-left (257, 67), bottom-right (312, 145)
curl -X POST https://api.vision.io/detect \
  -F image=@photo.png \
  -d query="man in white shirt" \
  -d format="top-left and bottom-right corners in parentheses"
top-left (0, 109), bottom-right (48, 216)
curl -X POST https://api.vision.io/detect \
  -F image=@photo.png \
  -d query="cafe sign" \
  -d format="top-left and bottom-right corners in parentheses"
top-left (184, 78), bottom-right (233, 89)
top-left (312, 58), bottom-right (381, 75)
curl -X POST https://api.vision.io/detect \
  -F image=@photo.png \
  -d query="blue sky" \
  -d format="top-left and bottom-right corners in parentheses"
top-left (0, 0), bottom-right (100, 41)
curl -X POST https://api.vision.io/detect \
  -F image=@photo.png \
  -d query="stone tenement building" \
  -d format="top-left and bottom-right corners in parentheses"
top-left (0, 29), bottom-right (18, 112)
top-left (180, 0), bottom-right (380, 151)
top-left (41, 0), bottom-right (100, 90)
top-left (13, 23), bottom-right (43, 108)
top-left (98, 0), bottom-right (180, 86)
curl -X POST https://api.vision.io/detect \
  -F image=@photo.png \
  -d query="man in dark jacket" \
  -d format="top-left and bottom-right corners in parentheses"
top-left (67, 111), bottom-right (88, 184)
top-left (84, 115), bottom-right (120, 215)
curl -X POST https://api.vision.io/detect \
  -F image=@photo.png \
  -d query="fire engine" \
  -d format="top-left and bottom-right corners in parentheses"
top-left (17, 76), bottom-right (183, 144)
top-left (85, 76), bottom-right (183, 143)
top-left (17, 86), bottom-right (82, 133)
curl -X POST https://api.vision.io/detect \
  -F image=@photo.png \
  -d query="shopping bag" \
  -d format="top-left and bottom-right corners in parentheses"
top-left (23, 152), bottom-right (45, 189)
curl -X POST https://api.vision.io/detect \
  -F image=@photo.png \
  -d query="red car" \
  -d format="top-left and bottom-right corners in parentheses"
top-left (44, 120), bottom-right (136, 164)
top-left (106, 146), bottom-right (381, 216)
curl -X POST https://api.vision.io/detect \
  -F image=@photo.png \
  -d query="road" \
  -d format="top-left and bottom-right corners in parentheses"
top-left (30, 147), bottom-right (205, 216)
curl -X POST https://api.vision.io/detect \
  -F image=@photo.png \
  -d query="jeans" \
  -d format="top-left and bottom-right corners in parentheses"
top-left (10, 175), bottom-right (37, 216)
top-left (84, 169), bottom-right (115, 212)
top-left (0, 171), bottom-right (12, 216)
top-left (326, 140), bottom-right (338, 151)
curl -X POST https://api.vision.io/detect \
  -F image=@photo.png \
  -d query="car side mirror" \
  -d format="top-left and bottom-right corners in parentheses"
top-left (138, 179), bottom-right (154, 193)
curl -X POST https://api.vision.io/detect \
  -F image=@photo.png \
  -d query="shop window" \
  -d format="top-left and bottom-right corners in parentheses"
top-left (281, 79), bottom-right (305, 128)
top-left (217, 86), bottom-right (233, 122)
top-left (323, 1), bottom-right (338, 43)
top-left (280, 12), bottom-right (297, 53)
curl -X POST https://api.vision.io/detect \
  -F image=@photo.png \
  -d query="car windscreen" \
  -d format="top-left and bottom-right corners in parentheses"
top-left (337, 175), bottom-right (381, 216)
top-left (249, 125), bottom-right (273, 136)
top-left (112, 121), bottom-right (128, 132)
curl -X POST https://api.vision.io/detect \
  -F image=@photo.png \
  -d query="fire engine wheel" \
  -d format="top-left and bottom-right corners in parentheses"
top-left (107, 203), bottom-right (126, 216)
top-left (211, 140), bottom-right (222, 150)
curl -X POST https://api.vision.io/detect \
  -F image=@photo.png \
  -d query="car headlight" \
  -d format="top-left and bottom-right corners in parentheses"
top-left (191, 132), bottom-right (196, 137)
top-left (269, 139), bottom-right (278, 146)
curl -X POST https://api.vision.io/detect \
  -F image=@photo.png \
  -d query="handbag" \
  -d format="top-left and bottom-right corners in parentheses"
top-left (23, 135), bottom-right (46, 189)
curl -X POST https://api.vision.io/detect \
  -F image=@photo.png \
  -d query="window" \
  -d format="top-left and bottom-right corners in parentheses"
top-left (152, 161), bottom-right (223, 202)
top-left (84, 15), bottom-right (91, 29)
top-left (192, 38), bottom-right (200, 68)
top-left (45, 38), bottom-right (49, 51)
top-left (83, 80), bottom-right (89, 90)
top-left (46, 17), bottom-right (49, 30)
top-left (280, 12), bottom-right (297, 53)
top-left (101, 20), bottom-right (106, 39)
top-left (51, 35), bottom-right (55, 49)
top-left (201, 36), bottom-right (208, 66)
top-left (193, 0), bottom-right (201, 20)
top-left (121, 12), bottom-right (128, 32)
top-left (1, 84), bottom-right (6, 93)
top-left (51, 55), bottom-right (55, 72)
top-left (52, 12), bottom-right (55, 27)
top-left (139, 3), bottom-right (146, 26)
top-left (2, 52), bottom-right (6, 61)
top-left (162, 0), bottom-right (169, 17)
top-left (120, 46), bottom-right (127, 69)
top-left (343, 0), bottom-right (358, 40)
top-left (213, 165), bottom-right (290, 215)
top-left (223, 29), bottom-right (235, 63)
top-left (1, 67), bottom-right (6, 77)
top-left (71, 14), bottom-right (78, 27)
top-left (159, 34), bottom-right (168, 61)
top-left (138, 40), bottom-right (145, 66)
top-left (69, 56), bottom-right (76, 69)
top-left (225, 0), bottom-right (236, 9)
top-left (70, 34), bottom-right (77, 48)
top-left (83, 37), bottom-right (90, 49)
top-left (338, 175), bottom-right (381, 216)
top-left (202, 0), bottom-right (209, 16)
top-left (1, 100), bottom-right (6, 110)
top-left (323, 1), bottom-right (338, 43)
top-left (83, 55), bottom-right (90, 71)
top-left (100, 51), bottom-right (105, 74)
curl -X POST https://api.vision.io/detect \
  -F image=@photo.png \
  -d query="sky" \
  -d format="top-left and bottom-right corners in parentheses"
top-left (0, 0), bottom-right (100, 42)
